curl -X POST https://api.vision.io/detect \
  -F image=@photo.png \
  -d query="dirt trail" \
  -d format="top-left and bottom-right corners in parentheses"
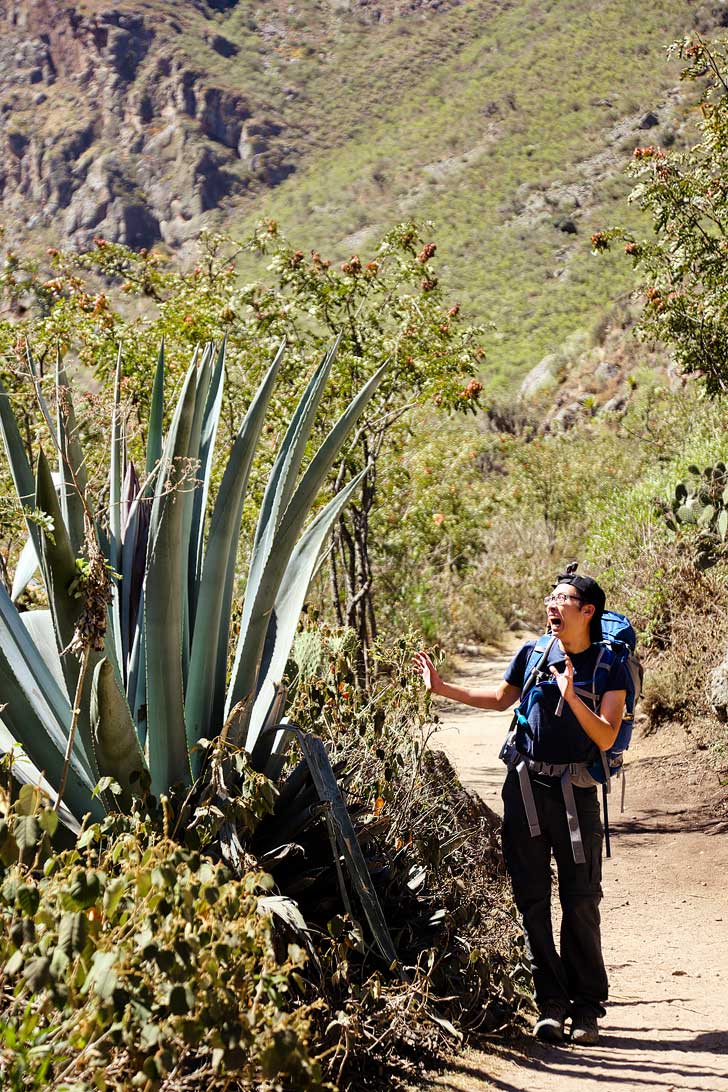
top-left (420, 640), bottom-right (728, 1092)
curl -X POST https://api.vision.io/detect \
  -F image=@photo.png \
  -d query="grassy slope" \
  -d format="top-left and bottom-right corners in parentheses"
top-left (22, 0), bottom-right (699, 387)
top-left (188, 0), bottom-right (697, 387)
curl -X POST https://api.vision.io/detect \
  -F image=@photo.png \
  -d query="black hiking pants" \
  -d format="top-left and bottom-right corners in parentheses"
top-left (501, 768), bottom-right (608, 1018)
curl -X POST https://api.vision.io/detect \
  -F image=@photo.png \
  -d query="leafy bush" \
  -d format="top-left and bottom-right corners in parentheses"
top-left (0, 623), bottom-right (527, 1091)
top-left (0, 775), bottom-right (326, 1091)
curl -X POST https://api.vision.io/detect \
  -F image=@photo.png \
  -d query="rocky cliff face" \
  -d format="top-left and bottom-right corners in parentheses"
top-left (0, 0), bottom-right (296, 250)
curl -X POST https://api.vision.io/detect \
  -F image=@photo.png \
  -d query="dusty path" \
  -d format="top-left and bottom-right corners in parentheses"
top-left (420, 640), bottom-right (728, 1092)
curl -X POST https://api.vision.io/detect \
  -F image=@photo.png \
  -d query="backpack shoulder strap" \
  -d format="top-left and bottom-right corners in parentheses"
top-left (520, 634), bottom-right (557, 703)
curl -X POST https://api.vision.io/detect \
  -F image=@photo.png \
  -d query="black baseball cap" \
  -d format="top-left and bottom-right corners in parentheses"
top-left (554, 571), bottom-right (606, 642)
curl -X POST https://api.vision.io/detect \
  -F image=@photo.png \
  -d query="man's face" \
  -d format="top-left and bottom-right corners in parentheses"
top-left (545, 582), bottom-right (594, 642)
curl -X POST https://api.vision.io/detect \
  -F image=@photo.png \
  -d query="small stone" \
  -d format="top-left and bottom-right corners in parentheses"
top-left (638, 111), bottom-right (659, 129)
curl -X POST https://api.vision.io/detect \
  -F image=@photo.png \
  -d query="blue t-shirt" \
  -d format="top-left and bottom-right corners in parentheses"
top-left (504, 639), bottom-right (629, 764)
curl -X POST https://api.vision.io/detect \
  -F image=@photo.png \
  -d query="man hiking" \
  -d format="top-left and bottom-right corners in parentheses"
top-left (414, 571), bottom-right (628, 1046)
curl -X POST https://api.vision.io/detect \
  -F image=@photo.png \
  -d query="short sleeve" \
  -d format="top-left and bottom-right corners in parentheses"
top-left (504, 640), bottom-right (536, 690)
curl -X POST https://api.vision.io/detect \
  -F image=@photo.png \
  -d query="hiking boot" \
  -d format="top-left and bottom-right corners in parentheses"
top-left (571, 1012), bottom-right (600, 1046)
top-left (534, 1004), bottom-right (566, 1044)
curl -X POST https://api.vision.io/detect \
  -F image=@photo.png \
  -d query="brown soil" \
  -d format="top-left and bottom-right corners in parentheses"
top-left (417, 639), bottom-right (728, 1092)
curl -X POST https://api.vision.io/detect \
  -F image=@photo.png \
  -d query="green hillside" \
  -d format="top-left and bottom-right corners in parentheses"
top-left (214, 0), bottom-right (703, 384)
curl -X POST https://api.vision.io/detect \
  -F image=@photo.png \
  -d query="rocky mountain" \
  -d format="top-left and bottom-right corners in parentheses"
top-left (0, 0), bottom-right (725, 381)
top-left (0, 0), bottom-right (298, 248)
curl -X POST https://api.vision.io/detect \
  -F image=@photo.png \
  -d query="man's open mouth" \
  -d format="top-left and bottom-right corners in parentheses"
top-left (548, 613), bottom-right (563, 631)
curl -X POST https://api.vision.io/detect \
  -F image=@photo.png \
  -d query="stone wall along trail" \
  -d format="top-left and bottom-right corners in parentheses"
top-left (420, 639), bottom-right (728, 1092)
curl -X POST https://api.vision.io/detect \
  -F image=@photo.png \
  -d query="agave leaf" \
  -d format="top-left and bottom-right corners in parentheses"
top-left (0, 721), bottom-right (81, 834)
top-left (55, 354), bottom-right (87, 557)
top-left (257, 893), bottom-right (321, 969)
top-left (224, 344), bottom-right (339, 724)
top-left (277, 361), bottom-right (387, 551)
top-left (0, 588), bottom-right (99, 821)
top-left (247, 467), bottom-right (368, 752)
top-left (145, 338), bottom-right (165, 482)
top-left (107, 348), bottom-right (125, 677)
top-left (0, 374), bottom-right (42, 559)
top-left (126, 596), bottom-right (146, 743)
top-left (120, 462), bottom-right (150, 679)
top-left (20, 609), bottom-right (69, 702)
top-left (246, 343), bottom-right (336, 603)
top-left (719, 508), bottom-right (728, 541)
top-left (144, 362), bottom-right (199, 794)
top-left (226, 359), bottom-right (387, 730)
top-left (180, 344), bottom-right (213, 676)
top-left (188, 339), bottom-right (226, 629)
top-left (109, 346), bottom-right (124, 571)
top-left (90, 658), bottom-right (147, 810)
top-left (35, 450), bottom-right (106, 780)
top-left (184, 344), bottom-right (286, 765)
top-left (35, 449), bottom-right (83, 698)
top-left (1, 588), bottom-right (93, 783)
top-left (290, 727), bottom-right (398, 967)
top-left (11, 536), bottom-right (40, 603)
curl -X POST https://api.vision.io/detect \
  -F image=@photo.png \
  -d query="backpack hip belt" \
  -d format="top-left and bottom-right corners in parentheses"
top-left (499, 732), bottom-right (625, 865)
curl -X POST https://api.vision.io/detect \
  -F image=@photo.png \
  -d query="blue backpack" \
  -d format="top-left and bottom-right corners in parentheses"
top-left (520, 611), bottom-right (642, 781)
top-left (507, 611), bottom-right (643, 858)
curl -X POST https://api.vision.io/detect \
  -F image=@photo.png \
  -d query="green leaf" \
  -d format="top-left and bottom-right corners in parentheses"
top-left (23, 956), bottom-right (51, 992)
top-left (0, 373), bottom-right (42, 560)
top-left (227, 356), bottom-right (388, 734)
top-left (188, 339), bottom-right (226, 630)
top-left (16, 884), bottom-right (40, 916)
top-left (14, 815), bottom-right (40, 853)
top-left (145, 338), bottom-right (165, 481)
top-left (248, 467), bottom-right (368, 753)
top-left (108, 347), bottom-right (125, 678)
top-left (58, 911), bottom-right (89, 957)
top-left (55, 353), bottom-right (88, 557)
top-left (11, 536), bottom-right (40, 603)
top-left (185, 343), bottom-right (285, 765)
top-left (20, 609), bottom-right (69, 702)
top-left (38, 809), bottom-right (59, 838)
top-left (0, 590), bottom-right (98, 821)
top-left (82, 949), bottom-right (118, 1001)
top-left (4, 950), bottom-right (24, 977)
top-left (35, 448), bottom-right (95, 747)
top-left (90, 657), bottom-right (147, 809)
top-left (144, 361), bottom-right (199, 793)
top-left (167, 983), bottom-right (194, 1015)
top-left (103, 877), bottom-right (126, 919)
top-left (68, 870), bottom-right (101, 911)
top-left (17, 784), bottom-right (41, 816)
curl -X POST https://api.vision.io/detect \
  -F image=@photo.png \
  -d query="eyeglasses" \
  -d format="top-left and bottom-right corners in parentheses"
top-left (544, 593), bottom-right (584, 606)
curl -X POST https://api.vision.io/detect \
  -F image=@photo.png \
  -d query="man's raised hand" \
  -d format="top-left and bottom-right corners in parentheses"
top-left (412, 650), bottom-right (443, 695)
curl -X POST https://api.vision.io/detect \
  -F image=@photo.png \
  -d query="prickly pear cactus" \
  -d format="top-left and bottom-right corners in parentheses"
top-left (660, 463), bottom-right (728, 568)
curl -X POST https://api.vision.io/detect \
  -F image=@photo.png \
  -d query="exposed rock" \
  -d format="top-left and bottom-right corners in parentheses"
top-left (0, 0), bottom-right (294, 251)
top-left (602, 394), bottom-right (628, 415)
top-left (594, 361), bottom-right (621, 384)
top-left (708, 651), bottom-right (728, 722)
top-left (638, 111), bottom-right (659, 129)
top-left (549, 401), bottom-right (582, 431)
top-left (554, 216), bottom-right (578, 234)
top-left (520, 352), bottom-right (561, 398)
